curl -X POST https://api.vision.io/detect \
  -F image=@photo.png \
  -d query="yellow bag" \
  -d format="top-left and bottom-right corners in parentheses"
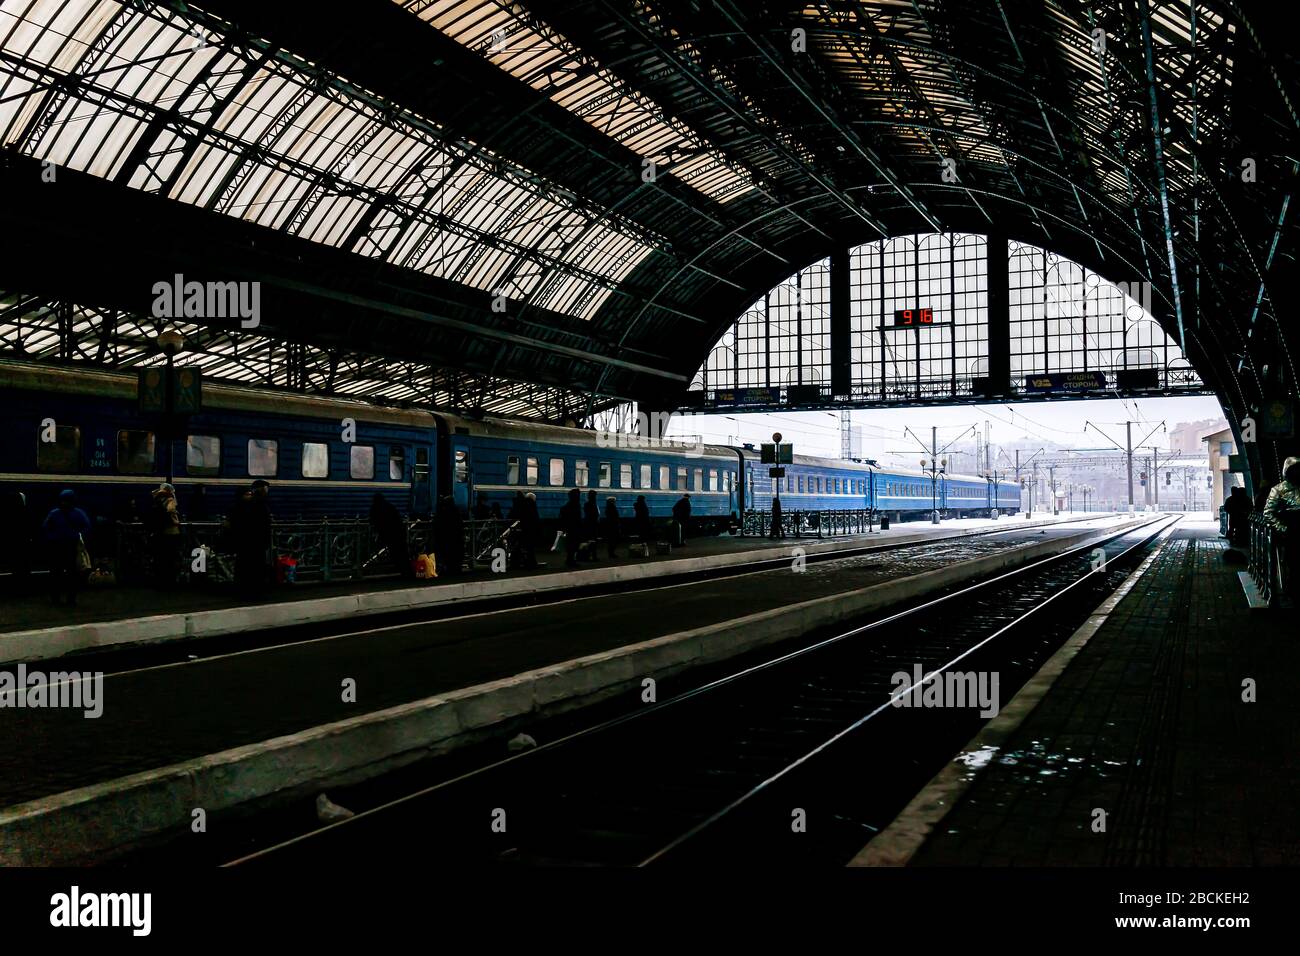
top-left (413, 553), bottom-right (438, 579)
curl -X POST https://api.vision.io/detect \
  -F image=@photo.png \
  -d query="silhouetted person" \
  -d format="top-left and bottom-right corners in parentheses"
top-left (472, 495), bottom-right (491, 521)
top-left (42, 489), bottom-right (90, 606)
top-left (490, 502), bottom-right (504, 521)
top-left (2, 491), bottom-right (32, 579)
top-left (769, 496), bottom-right (783, 539)
top-left (584, 491), bottom-right (600, 550)
top-left (604, 496), bottom-right (621, 559)
top-left (370, 493), bottom-right (413, 580)
top-left (434, 495), bottom-right (464, 577)
top-left (672, 494), bottom-right (692, 546)
top-left (633, 494), bottom-right (651, 542)
top-left (560, 488), bottom-right (582, 568)
top-left (189, 483), bottom-right (210, 522)
top-left (231, 480), bottom-right (272, 596)
top-left (1224, 485), bottom-right (1251, 547)
top-left (1263, 456), bottom-right (1300, 603)
top-left (521, 492), bottom-right (540, 568)
top-left (148, 482), bottom-right (182, 586)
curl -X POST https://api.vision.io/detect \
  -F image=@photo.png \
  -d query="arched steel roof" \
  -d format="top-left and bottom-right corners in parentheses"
top-left (0, 0), bottom-right (1295, 439)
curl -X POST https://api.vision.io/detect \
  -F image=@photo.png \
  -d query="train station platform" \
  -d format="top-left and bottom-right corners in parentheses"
top-left (0, 512), bottom-right (1113, 665)
top-left (853, 518), bottom-right (1300, 867)
top-left (0, 513), bottom-right (1144, 864)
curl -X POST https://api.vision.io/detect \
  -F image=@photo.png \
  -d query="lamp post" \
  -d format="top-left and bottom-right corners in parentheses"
top-left (157, 330), bottom-right (185, 485)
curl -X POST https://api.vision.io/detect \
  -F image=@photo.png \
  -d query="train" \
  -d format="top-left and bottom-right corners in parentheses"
top-left (0, 362), bottom-right (1021, 533)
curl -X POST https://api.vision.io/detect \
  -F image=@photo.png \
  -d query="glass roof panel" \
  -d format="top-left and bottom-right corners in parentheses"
top-left (402, 0), bottom-right (754, 204)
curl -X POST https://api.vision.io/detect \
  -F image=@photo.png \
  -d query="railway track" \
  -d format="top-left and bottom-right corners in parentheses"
top-left (61, 514), bottom-right (1120, 674)
top-left (227, 513), bottom-right (1178, 868)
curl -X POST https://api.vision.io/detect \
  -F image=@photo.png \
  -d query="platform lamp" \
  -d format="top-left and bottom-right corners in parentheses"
top-left (157, 329), bottom-right (186, 485)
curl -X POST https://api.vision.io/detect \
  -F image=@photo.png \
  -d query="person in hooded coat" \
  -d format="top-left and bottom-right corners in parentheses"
top-left (633, 494), bottom-right (651, 543)
top-left (42, 489), bottom-right (91, 606)
top-left (434, 496), bottom-right (464, 578)
top-left (370, 493), bottom-right (413, 580)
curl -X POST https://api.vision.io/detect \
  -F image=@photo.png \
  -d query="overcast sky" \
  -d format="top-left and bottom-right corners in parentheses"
top-left (661, 394), bottom-right (1227, 463)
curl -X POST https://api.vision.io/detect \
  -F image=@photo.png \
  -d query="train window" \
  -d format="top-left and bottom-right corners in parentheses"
top-left (575, 460), bottom-right (589, 486)
top-left (526, 457), bottom-right (538, 485)
top-left (116, 430), bottom-right (155, 475)
top-left (659, 465), bottom-right (670, 489)
top-left (709, 470), bottom-right (718, 491)
top-left (506, 456), bottom-right (520, 485)
top-left (350, 445), bottom-right (375, 480)
top-left (389, 446), bottom-right (405, 481)
top-left (301, 442), bottom-right (329, 479)
top-left (455, 450), bottom-right (470, 483)
top-left (184, 435), bottom-right (220, 476)
top-left (248, 439), bottom-right (278, 477)
top-left (693, 468), bottom-right (702, 491)
top-left (676, 466), bottom-right (687, 491)
top-left (550, 458), bottom-right (565, 485)
top-left (620, 463), bottom-right (632, 488)
top-left (598, 462), bottom-right (612, 487)
top-left (37, 425), bottom-right (81, 473)
top-left (640, 464), bottom-right (651, 488)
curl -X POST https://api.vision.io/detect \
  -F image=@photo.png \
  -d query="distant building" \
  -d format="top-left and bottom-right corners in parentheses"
top-left (1169, 418), bottom-right (1227, 455)
top-left (1203, 426), bottom-right (1243, 511)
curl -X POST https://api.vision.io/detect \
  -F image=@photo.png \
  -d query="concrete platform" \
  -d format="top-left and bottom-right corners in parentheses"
top-left (0, 514), bottom-right (1146, 864)
top-left (852, 519), bottom-right (1300, 867)
top-left (0, 512), bottom-right (1114, 665)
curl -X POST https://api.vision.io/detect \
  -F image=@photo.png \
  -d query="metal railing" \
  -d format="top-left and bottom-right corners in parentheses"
top-left (742, 509), bottom-right (875, 538)
top-left (1247, 514), bottom-right (1279, 605)
top-left (111, 517), bottom-right (529, 585)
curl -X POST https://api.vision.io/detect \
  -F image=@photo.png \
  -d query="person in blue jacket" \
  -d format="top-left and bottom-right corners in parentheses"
top-left (42, 489), bottom-right (91, 606)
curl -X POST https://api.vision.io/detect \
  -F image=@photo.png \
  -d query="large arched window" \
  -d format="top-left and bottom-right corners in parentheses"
top-left (692, 233), bottom-right (1195, 404)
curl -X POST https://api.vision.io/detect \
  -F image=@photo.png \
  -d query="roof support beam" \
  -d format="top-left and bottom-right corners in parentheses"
top-left (1139, 0), bottom-right (1187, 351)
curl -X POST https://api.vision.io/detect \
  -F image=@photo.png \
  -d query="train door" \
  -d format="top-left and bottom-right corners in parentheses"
top-left (744, 463), bottom-right (755, 510)
top-left (411, 445), bottom-right (432, 515)
top-left (452, 442), bottom-right (472, 511)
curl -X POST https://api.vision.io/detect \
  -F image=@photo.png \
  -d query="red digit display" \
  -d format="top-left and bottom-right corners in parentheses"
top-left (891, 308), bottom-right (935, 328)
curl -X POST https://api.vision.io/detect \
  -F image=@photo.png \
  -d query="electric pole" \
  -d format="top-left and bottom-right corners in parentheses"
top-left (1126, 421), bottom-right (1133, 508)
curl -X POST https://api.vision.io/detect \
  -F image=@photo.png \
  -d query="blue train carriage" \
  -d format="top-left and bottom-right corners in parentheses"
top-left (0, 361), bottom-right (436, 526)
top-left (875, 466), bottom-right (1021, 520)
top-left (441, 414), bottom-right (742, 532)
top-left (740, 447), bottom-right (875, 514)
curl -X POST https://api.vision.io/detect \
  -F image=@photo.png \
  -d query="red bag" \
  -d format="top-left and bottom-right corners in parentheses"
top-left (275, 554), bottom-right (298, 584)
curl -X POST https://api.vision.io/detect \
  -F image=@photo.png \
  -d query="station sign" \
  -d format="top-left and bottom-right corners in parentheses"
top-left (138, 366), bottom-right (203, 415)
top-left (768, 467), bottom-right (786, 478)
top-left (760, 443), bottom-right (793, 464)
top-left (1259, 400), bottom-right (1294, 437)
top-left (1023, 371), bottom-right (1107, 393)
top-left (785, 384), bottom-right (823, 404)
top-left (711, 386), bottom-right (780, 406)
top-left (1117, 368), bottom-right (1160, 390)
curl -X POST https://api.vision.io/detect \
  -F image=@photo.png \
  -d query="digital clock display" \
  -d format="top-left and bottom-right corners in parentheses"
top-left (891, 308), bottom-right (934, 327)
